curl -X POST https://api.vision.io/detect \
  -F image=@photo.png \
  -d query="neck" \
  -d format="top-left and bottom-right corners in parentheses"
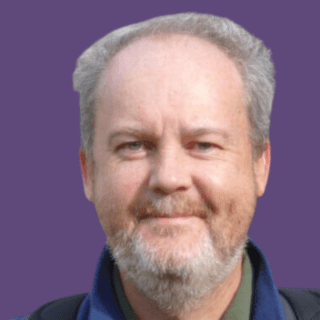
top-left (119, 255), bottom-right (244, 320)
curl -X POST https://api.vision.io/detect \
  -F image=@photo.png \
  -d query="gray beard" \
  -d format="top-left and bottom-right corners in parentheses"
top-left (108, 230), bottom-right (248, 316)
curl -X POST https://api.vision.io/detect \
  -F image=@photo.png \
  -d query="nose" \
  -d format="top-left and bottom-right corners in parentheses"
top-left (148, 146), bottom-right (192, 195)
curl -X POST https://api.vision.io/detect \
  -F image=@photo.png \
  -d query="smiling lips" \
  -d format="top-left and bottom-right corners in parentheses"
top-left (140, 213), bottom-right (205, 219)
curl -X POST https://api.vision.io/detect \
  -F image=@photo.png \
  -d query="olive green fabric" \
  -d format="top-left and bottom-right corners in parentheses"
top-left (113, 252), bottom-right (253, 320)
top-left (222, 252), bottom-right (253, 319)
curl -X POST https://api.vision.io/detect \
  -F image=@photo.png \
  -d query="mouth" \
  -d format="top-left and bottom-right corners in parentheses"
top-left (139, 215), bottom-right (204, 230)
top-left (140, 209), bottom-right (209, 220)
top-left (140, 213), bottom-right (189, 219)
top-left (139, 213), bottom-right (206, 221)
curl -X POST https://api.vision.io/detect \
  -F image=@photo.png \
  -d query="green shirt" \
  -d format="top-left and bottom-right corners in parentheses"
top-left (113, 252), bottom-right (253, 320)
top-left (222, 252), bottom-right (253, 319)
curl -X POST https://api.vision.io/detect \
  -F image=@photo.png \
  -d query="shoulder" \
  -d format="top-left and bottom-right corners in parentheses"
top-left (279, 288), bottom-right (320, 299)
top-left (279, 288), bottom-right (320, 319)
top-left (11, 293), bottom-right (88, 320)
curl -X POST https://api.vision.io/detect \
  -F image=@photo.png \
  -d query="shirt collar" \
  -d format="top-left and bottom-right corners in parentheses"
top-left (246, 239), bottom-right (287, 320)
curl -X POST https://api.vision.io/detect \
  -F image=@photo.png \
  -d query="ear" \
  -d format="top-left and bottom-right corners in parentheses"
top-left (79, 147), bottom-right (95, 202)
top-left (254, 141), bottom-right (271, 197)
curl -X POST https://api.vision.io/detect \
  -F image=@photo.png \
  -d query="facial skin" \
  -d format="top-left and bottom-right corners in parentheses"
top-left (80, 34), bottom-right (270, 319)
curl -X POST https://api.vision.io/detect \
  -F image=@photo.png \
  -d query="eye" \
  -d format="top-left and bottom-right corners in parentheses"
top-left (125, 141), bottom-right (144, 150)
top-left (116, 141), bottom-right (144, 151)
top-left (117, 141), bottom-right (154, 152)
top-left (186, 142), bottom-right (218, 151)
top-left (196, 142), bottom-right (215, 150)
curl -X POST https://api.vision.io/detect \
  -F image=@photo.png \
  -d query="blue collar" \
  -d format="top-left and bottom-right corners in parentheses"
top-left (246, 239), bottom-right (287, 319)
top-left (77, 238), bottom-right (287, 320)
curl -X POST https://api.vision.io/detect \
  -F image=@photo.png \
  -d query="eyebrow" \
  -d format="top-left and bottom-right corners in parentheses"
top-left (181, 127), bottom-right (232, 143)
top-left (108, 127), bottom-right (152, 144)
top-left (107, 126), bottom-right (232, 146)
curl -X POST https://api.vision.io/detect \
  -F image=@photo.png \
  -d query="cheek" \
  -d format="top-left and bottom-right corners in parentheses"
top-left (114, 172), bottom-right (146, 204)
top-left (196, 162), bottom-right (256, 243)
top-left (94, 164), bottom-right (147, 237)
top-left (203, 156), bottom-right (256, 201)
top-left (96, 162), bottom-right (144, 200)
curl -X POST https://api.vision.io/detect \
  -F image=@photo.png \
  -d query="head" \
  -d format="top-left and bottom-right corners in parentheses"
top-left (74, 13), bottom-right (275, 164)
top-left (74, 13), bottom-right (273, 316)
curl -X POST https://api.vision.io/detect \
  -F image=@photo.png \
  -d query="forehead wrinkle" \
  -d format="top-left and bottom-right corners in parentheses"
top-left (107, 122), bottom-right (234, 147)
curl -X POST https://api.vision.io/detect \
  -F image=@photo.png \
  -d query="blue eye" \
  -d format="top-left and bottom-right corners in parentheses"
top-left (197, 142), bottom-right (213, 150)
top-left (186, 142), bottom-right (216, 151)
top-left (118, 141), bottom-right (153, 152)
top-left (126, 141), bottom-right (143, 150)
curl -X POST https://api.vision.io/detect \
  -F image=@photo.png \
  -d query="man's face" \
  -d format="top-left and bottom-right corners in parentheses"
top-left (81, 35), bottom-right (270, 307)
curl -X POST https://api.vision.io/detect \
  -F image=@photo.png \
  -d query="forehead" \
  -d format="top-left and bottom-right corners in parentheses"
top-left (98, 34), bottom-right (244, 100)
top-left (94, 34), bottom-right (247, 142)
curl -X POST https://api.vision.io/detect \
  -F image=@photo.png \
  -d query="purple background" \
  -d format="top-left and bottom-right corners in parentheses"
top-left (2, 1), bottom-right (319, 319)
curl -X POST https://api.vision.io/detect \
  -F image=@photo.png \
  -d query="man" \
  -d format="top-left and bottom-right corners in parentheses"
top-left (12, 12), bottom-right (319, 320)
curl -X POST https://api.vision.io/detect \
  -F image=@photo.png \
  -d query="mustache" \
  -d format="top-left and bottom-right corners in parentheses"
top-left (129, 195), bottom-right (215, 220)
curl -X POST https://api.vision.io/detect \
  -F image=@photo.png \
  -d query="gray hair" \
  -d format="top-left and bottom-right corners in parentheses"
top-left (73, 12), bottom-right (275, 162)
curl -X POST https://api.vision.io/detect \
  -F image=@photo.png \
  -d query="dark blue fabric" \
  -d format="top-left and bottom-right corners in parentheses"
top-left (76, 238), bottom-right (287, 320)
top-left (246, 240), bottom-right (287, 319)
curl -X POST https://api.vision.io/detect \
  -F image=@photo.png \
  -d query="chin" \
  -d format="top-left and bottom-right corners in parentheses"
top-left (109, 228), bottom-right (247, 315)
top-left (135, 216), bottom-right (211, 261)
